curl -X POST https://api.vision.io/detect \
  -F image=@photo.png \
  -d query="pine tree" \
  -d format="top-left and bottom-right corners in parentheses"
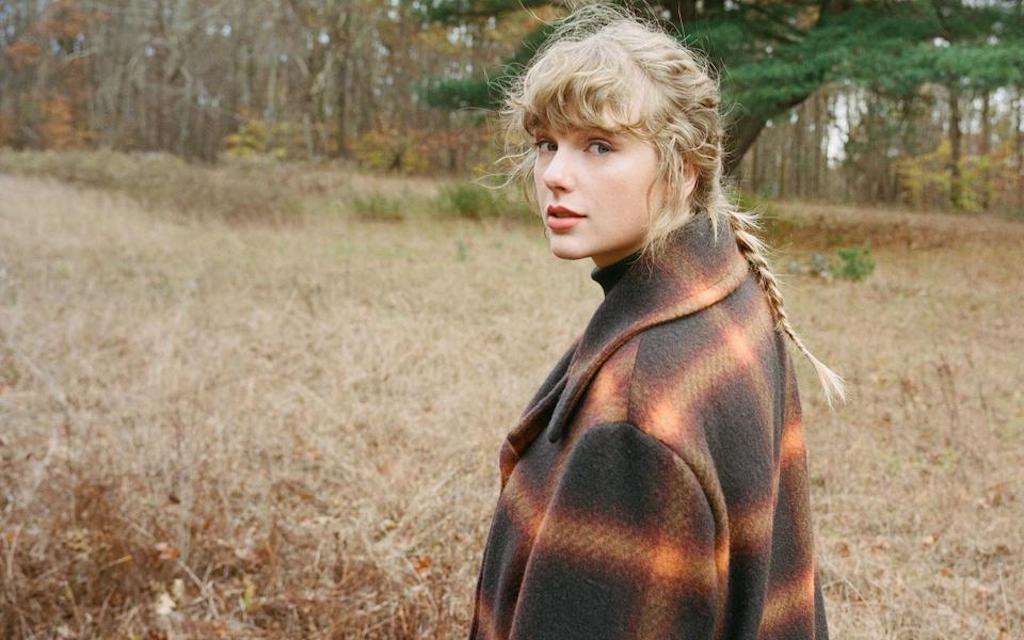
top-left (417, 0), bottom-right (1024, 175)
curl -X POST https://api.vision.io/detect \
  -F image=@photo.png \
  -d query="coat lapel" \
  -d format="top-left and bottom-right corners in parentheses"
top-left (547, 211), bottom-right (751, 442)
top-left (505, 337), bottom-right (579, 456)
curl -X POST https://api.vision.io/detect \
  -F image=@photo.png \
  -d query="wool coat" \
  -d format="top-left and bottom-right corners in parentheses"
top-left (468, 211), bottom-right (829, 640)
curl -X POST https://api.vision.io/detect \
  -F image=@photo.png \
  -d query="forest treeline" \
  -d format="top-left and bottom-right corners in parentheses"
top-left (1, 0), bottom-right (1023, 213)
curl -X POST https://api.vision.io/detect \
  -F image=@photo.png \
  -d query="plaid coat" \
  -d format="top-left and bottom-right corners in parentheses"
top-left (469, 211), bottom-right (829, 639)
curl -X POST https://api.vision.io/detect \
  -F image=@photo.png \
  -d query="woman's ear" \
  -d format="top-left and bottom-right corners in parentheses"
top-left (681, 160), bottom-right (698, 199)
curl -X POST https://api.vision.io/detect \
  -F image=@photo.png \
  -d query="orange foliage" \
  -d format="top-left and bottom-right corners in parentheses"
top-left (0, 111), bottom-right (15, 145)
top-left (41, 94), bottom-right (91, 149)
top-left (35, 0), bottom-right (109, 41)
top-left (4, 39), bottom-right (43, 70)
top-left (6, 1), bottom-right (108, 150)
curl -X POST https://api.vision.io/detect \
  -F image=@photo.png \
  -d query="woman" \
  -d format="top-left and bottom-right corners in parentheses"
top-left (470, 4), bottom-right (845, 639)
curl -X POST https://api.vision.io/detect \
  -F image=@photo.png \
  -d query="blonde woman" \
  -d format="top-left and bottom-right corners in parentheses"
top-left (469, 3), bottom-right (844, 639)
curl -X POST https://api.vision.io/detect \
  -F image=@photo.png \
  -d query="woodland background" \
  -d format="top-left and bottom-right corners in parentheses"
top-left (1, 1), bottom-right (1022, 639)
top-left (0, 0), bottom-right (1023, 212)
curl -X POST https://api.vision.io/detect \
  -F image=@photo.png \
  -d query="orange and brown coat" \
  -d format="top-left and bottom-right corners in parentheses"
top-left (469, 211), bottom-right (829, 639)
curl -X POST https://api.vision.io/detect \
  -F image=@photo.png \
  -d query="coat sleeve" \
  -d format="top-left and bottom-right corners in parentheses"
top-left (508, 421), bottom-right (721, 640)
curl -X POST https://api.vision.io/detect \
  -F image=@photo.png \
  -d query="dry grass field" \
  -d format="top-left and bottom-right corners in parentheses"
top-left (1, 170), bottom-right (1022, 639)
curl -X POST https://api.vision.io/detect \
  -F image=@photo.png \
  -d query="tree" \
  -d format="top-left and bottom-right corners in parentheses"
top-left (420, 1), bottom-right (1024, 176)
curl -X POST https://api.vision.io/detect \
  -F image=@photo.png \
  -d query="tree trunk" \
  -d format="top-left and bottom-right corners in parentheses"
top-left (979, 90), bottom-right (991, 210)
top-left (813, 88), bottom-right (824, 199)
top-left (334, 13), bottom-right (353, 158)
top-left (1016, 90), bottom-right (1023, 214)
top-left (794, 102), bottom-right (805, 198)
top-left (778, 117), bottom-right (788, 198)
top-left (750, 132), bottom-right (760, 195)
top-left (948, 82), bottom-right (963, 210)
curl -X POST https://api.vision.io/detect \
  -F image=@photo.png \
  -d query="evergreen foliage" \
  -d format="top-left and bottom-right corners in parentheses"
top-left (419, 1), bottom-right (1024, 169)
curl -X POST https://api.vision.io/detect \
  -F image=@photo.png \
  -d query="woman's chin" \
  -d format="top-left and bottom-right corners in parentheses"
top-left (547, 239), bottom-right (591, 262)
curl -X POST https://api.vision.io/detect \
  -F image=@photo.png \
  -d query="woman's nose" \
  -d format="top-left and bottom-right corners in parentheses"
top-left (541, 149), bottom-right (574, 192)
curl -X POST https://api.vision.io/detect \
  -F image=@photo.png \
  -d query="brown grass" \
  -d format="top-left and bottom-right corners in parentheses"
top-left (0, 172), bottom-right (1021, 639)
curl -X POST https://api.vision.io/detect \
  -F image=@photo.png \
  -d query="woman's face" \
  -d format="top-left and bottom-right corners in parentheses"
top-left (533, 126), bottom-right (666, 267)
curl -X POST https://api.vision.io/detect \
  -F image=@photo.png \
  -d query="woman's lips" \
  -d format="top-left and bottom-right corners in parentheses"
top-left (547, 205), bottom-right (585, 232)
top-left (547, 214), bottom-right (584, 231)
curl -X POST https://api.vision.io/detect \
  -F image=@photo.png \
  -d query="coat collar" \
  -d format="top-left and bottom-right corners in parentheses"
top-left (547, 211), bottom-right (751, 442)
top-left (503, 211), bottom-right (751, 456)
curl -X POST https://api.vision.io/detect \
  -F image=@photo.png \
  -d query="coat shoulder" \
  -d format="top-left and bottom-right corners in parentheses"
top-left (624, 274), bottom-right (791, 464)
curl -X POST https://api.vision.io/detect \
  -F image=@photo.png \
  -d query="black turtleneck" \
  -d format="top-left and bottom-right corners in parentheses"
top-left (590, 248), bottom-right (643, 297)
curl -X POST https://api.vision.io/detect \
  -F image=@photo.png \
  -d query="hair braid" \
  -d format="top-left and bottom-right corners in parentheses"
top-left (725, 209), bottom-right (847, 408)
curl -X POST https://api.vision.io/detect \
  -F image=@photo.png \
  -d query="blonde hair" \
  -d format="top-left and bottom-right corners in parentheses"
top-left (494, 1), bottom-right (846, 408)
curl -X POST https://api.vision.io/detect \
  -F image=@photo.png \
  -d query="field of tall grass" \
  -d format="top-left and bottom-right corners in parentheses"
top-left (0, 156), bottom-right (1021, 639)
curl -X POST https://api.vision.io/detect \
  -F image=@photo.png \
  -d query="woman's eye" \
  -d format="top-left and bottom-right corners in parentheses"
top-left (534, 139), bottom-right (611, 154)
